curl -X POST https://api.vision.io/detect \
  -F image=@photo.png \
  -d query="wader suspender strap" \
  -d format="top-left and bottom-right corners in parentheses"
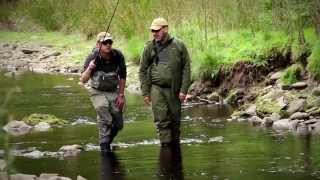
top-left (152, 38), bottom-right (174, 65)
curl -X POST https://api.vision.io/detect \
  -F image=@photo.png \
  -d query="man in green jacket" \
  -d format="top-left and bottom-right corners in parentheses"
top-left (139, 17), bottom-right (191, 147)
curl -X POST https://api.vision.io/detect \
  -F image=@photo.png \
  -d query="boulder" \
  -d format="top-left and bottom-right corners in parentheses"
top-left (286, 99), bottom-right (306, 116)
top-left (273, 119), bottom-right (290, 130)
top-left (3, 121), bottom-right (32, 136)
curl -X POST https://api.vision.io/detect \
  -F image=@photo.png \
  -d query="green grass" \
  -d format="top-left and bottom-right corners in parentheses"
top-left (307, 40), bottom-right (320, 80)
top-left (281, 64), bottom-right (302, 85)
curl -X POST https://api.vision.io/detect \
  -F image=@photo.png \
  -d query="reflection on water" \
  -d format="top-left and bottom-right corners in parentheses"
top-left (100, 152), bottom-right (125, 180)
top-left (158, 145), bottom-right (184, 180)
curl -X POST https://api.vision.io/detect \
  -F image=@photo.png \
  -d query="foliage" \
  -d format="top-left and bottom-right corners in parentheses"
top-left (280, 64), bottom-right (303, 85)
top-left (307, 40), bottom-right (320, 80)
top-left (124, 37), bottom-right (145, 65)
top-left (22, 113), bottom-right (68, 126)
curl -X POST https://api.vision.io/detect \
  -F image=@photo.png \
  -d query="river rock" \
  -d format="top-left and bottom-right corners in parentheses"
top-left (77, 175), bottom-right (87, 180)
top-left (290, 112), bottom-right (309, 120)
top-left (286, 99), bottom-right (306, 116)
top-left (249, 116), bottom-right (264, 126)
top-left (58, 145), bottom-right (83, 157)
top-left (3, 120), bottom-right (32, 136)
top-left (270, 71), bottom-right (283, 80)
top-left (273, 119), bottom-right (290, 130)
top-left (207, 92), bottom-right (220, 102)
top-left (245, 104), bottom-right (257, 116)
top-left (10, 173), bottom-right (37, 180)
top-left (48, 176), bottom-right (72, 180)
top-left (39, 173), bottom-right (59, 180)
top-left (34, 122), bottom-right (51, 132)
top-left (23, 150), bottom-right (44, 159)
top-left (303, 119), bottom-right (319, 125)
top-left (290, 82), bottom-right (308, 90)
top-left (276, 96), bottom-right (288, 110)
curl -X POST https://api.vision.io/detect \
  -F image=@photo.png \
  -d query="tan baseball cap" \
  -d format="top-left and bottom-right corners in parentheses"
top-left (150, 17), bottom-right (168, 30)
top-left (96, 32), bottom-right (113, 42)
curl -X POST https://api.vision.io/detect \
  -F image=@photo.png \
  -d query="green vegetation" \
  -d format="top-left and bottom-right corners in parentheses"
top-left (0, 0), bottom-right (319, 80)
top-left (281, 64), bottom-right (303, 85)
top-left (307, 40), bottom-right (320, 80)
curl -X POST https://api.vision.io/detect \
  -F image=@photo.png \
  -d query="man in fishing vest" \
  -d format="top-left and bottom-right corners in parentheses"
top-left (139, 17), bottom-right (191, 147)
top-left (80, 32), bottom-right (126, 152)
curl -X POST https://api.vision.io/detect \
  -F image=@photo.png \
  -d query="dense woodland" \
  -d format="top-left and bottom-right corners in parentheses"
top-left (1, 0), bottom-right (320, 82)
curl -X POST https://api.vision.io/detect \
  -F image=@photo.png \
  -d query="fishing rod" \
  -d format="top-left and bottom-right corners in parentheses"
top-left (95, 0), bottom-right (120, 63)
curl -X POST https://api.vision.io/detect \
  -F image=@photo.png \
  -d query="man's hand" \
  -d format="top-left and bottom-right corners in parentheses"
top-left (115, 94), bottom-right (125, 111)
top-left (179, 92), bottom-right (186, 102)
top-left (88, 60), bottom-right (96, 70)
top-left (143, 96), bottom-right (151, 106)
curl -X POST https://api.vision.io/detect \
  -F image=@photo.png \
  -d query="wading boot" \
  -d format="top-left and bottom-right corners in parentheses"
top-left (100, 142), bottom-right (112, 153)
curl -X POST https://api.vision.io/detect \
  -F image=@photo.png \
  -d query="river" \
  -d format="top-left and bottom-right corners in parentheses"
top-left (1, 71), bottom-right (320, 180)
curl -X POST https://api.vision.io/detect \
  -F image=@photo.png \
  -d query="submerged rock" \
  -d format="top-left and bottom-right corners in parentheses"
top-left (3, 120), bottom-right (32, 136)
top-left (58, 145), bottom-right (83, 157)
top-left (34, 122), bottom-right (51, 132)
top-left (23, 150), bottom-right (44, 159)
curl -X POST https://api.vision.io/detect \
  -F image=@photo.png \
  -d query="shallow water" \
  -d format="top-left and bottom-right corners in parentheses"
top-left (1, 71), bottom-right (320, 180)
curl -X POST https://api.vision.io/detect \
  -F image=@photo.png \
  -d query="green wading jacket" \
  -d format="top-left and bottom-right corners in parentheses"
top-left (139, 35), bottom-right (191, 97)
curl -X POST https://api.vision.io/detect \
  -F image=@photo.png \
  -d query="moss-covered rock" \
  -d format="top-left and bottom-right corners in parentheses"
top-left (255, 95), bottom-right (282, 115)
top-left (22, 113), bottom-right (68, 126)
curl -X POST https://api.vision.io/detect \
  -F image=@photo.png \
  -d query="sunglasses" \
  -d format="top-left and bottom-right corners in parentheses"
top-left (101, 40), bottom-right (113, 45)
top-left (151, 28), bottom-right (162, 33)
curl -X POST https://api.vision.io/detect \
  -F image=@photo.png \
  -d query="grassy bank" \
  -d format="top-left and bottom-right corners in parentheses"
top-left (1, 28), bottom-right (320, 83)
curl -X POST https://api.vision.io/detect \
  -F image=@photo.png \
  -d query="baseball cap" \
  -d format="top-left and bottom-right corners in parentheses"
top-left (150, 17), bottom-right (168, 30)
top-left (96, 32), bottom-right (113, 42)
